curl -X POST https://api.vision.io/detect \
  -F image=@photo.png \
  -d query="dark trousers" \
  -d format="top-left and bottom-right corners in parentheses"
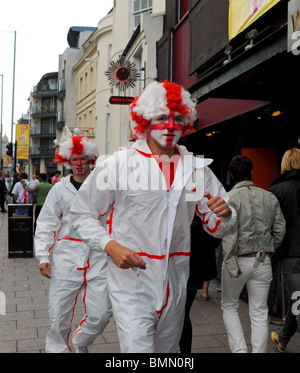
top-left (179, 289), bottom-right (198, 353)
top-left (34, 205), bottom-right (43, 233)
top-left (279, 257), bottom-right (300, 346)
top-left (0, 194), bottom-right (6, 212)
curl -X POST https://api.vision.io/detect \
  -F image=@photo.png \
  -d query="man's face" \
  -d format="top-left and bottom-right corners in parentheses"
top-left (69, 153), bottom-right (90, 176)
top-left (149, 109), bottom-right (184, 150)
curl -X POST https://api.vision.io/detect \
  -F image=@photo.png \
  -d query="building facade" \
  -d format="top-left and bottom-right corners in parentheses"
top-left (94, 0), bottom-right (166, 155)
top-left (28, 72), bottom-right (58, 179)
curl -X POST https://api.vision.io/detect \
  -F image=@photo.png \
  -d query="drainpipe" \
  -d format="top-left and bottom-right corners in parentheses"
top-left (170, 28), bottom-right (174, 82)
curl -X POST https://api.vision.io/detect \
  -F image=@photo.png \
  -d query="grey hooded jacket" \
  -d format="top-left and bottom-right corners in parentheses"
top-left (222, 181), bottom-right (286, 278)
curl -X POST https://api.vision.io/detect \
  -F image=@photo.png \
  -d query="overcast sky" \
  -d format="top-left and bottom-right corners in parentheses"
top-left (0, 0), bottom-right (114, 141)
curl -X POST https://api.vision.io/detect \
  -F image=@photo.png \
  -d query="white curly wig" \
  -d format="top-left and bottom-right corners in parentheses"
top-left (54, 136), bottom-right (99, 169)
top-left (130, 80), bottom-right (197, 138)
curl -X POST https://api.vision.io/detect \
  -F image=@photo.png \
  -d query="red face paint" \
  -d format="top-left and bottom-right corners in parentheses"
top-left (150, 110), bottom-right (184, 149)
top-left (69, 154), bottom-right (90, 176)
top-left (69, 156), bottom-right (90, 166)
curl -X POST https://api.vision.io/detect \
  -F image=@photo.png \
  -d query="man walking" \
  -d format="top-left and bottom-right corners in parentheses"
top-left (70, 80), bottom-right (236, 353)
top-left (35, 136), bottom-right (112, 353)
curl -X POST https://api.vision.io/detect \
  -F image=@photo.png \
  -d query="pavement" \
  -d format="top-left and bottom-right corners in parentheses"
top-left (0, 209), bottom-right (299, 355)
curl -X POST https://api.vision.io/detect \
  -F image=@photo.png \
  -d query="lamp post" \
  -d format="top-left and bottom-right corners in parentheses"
top-left (11, 30), bottom-right (16, 144)
top-left (0, 30), bottom-right (16, 145)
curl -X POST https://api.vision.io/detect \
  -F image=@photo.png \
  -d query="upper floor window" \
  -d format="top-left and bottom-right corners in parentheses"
top-left (132, 0), bottom-right (152, 30)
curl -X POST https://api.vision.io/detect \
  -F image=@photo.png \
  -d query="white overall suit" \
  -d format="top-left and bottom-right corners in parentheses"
top-left (35, 175), bottom-right (112, 353)
top-left (70, 139), bottom-right (236, 353)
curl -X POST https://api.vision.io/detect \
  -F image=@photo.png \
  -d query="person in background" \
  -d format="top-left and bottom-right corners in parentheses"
top-left (0, 171), bottom-right (7, 213)
top-left (221, 155), bottom-right (286, 353)
top-left (21, 173), bottom-right (52, 233)
top-left (12, 173), bottom-right (31, 216)
top-left (69, 80), bottom-right (236, 353)
top-left (179, 214), bottom-right (220, 353)
top-left (4, 174), bottom-right (11, 205)
top-left (34, 136), bottom-right (112, 353)
top-left (28, 174), bottom-right (40, 204)
top-left (12, 173), bottom-right (31, 204)
top-left (52, 170), bottom-right (61, 185)
top-left (269, 148), bottom-right (300, 353)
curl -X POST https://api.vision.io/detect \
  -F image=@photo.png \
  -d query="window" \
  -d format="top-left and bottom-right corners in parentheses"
top-left (106, 113), bottom-right (111, 154)
top-left (79, 77), bottom-right (83, 101)
top-left (132, 0), bottom-right (152, 29)
top-left (90, 67), bottom-right (94, 92)
top-left (84, 72), bottom-right (88, 96)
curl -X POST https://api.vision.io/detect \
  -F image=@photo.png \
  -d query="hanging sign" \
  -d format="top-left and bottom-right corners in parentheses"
top-left (229, 0), bottom-right (281, 40)
top-left (16, 123), bottom-right (30, 160)
top-left (109, 96), bottom-right (135, 105)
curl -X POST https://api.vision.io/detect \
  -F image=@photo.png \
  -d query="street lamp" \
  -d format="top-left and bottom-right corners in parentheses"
top-left (11, 31), bottom-right (16, 144)
top-left (0, 30), bottom-right (17, 145)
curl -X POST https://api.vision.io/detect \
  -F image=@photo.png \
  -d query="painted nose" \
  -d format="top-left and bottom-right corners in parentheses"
top-left (167, 118), bottom-right (175, 131)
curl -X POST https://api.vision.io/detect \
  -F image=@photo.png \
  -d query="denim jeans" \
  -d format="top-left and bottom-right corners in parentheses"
top-left (221, 256), bottom-right (273, 353)
top-left (278, 257), bottom-right (300, 346)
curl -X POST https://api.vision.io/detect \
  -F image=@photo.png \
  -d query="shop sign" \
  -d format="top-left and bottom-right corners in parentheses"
top-left (229, 0), bottom-right (281, 40)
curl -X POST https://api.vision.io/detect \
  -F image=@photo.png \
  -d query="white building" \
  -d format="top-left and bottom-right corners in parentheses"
top-left (95, 0), bottom-right (166, 155)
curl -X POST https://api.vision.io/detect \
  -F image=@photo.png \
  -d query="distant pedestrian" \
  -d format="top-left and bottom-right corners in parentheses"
top-left (4, 175), bottom-right (11, 205)
top-left (21, 173), bottom-right (52, 233)
top-left (51, 170), bottom-right (61, 185)
top-left (28, 174), bottom-right (40, 204)
top-left (12, 173), bottom-right (31, 216)
top-left (269, 148), bottom-right (300, 353)
top-left (0, 171), bottom-right (7, 213)
top-left (221, 155), bottom-right (286, 353)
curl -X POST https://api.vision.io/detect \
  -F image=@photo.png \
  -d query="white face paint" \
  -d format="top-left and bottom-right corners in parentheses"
top-left (149, 109), bottom-right (184, 150)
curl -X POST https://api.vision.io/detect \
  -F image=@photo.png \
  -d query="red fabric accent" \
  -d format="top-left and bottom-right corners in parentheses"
top-left (134, 149), bottom-right (153, 158)
top-left (206, 219), bottom-right (222, 233)
top-left (106, 204), bottom-right (115, 235)
top-left (67, 288), bottom-right (80, 352)
top-left (57, 237), bottom-right (83, 243)
top-left (156, 281), bottom-right (170, 319)
top-left (48, 232), bottom-right (57, 254)
top-left (196, 206), bottom-right (222, 233)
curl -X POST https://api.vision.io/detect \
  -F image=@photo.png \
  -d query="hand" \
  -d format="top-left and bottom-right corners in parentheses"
top-left (203, 192), bottom-right (232, 218)
top-left (39, 263), bottom-right (51, 279)
top-left (105, 241), bottom-right (147, 270)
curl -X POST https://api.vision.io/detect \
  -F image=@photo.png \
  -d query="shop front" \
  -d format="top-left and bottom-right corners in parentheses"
top-left (184, 0), bottom-right (299, 190)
